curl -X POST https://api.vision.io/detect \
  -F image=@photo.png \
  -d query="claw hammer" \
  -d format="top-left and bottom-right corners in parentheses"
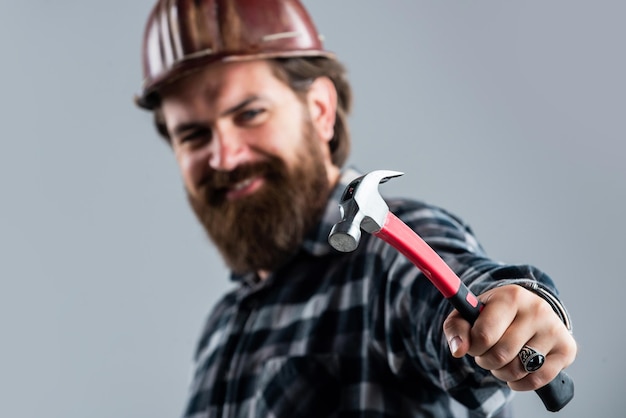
top-left (328, 170), bottom-right (574, 412)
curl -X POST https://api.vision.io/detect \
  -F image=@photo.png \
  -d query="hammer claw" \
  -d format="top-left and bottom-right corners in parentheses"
top-left (329, 170), bottom-right (405, 252)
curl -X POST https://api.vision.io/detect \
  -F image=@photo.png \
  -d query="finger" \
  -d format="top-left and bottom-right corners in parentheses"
top-left (508, 330), bottom-right (577, 391)
top-left (466, 294), bottom-right (517, 357)
top-left (488, 339), bottom-right (545, 384)
top-left (507, 352), bottom-right (567, 392)
top-left (474, 324), bottom-right (535, 374)
top-left (443, 309), bottom-right (472, 358)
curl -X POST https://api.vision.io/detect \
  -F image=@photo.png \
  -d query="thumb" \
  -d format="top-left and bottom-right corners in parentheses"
top-left (443, 309), bottom-right (472, 358)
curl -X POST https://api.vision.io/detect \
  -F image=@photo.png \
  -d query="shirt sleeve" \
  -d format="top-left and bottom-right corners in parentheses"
top-left (373, 199), bottom-right (564, 415)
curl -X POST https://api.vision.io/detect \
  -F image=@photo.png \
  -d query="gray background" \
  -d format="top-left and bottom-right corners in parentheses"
top-left (1, 1), bottom-right (623, 417)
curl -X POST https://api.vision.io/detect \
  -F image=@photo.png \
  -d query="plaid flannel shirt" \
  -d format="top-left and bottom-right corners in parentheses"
top-left (183, 167), bottom-right (563, 417)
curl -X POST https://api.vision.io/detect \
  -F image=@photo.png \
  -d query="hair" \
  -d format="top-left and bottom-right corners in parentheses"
top-left (152, 56), bottom-right (353, 168)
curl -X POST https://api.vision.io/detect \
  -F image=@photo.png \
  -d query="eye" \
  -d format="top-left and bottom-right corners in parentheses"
top-left (235, 108), bottom-right (265, 124)
top-left (179, 127), bottom-right (211, 144)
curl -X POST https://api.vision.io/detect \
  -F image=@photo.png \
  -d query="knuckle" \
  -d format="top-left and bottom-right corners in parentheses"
top-left (489, 362), bottom-right (525, 383)
top-left (510, 371), bottom-right (545, 391)
top-left (508, 368), bottom-right (528, 383)
top-left (524, 373), bottom-right (545, 390)
top-left (556, 336), bottom-right (578, 366)
top-left (510, 284), bottom-right (527, 300)
top-left (534, 298), bottom-right (556, 321)
top-left (442, 316), bottom-right (456, 333)
top-left (565, 340), bottom-right (578, 363)
top-left (489, 347), bottom-right (513, 368)
top-left (524, 370), bottom-right (548, 389)
top-left (442, 317), bottom-right (462, 340)
top-left (504, 284), bottom-right (527, 305)
top-left (471, 328), bottom-right (496, 349)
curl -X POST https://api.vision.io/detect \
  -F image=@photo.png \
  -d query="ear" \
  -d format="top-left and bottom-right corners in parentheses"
top-left (306, 76), bottom-right (337, 144)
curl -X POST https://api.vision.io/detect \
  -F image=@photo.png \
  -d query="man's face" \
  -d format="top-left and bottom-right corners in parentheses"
top-left (159, 60), bottom-right (339, 274)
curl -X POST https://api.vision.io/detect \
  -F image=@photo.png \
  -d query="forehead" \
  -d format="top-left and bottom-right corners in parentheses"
top-left (159, 60), bottom-right (287, 108)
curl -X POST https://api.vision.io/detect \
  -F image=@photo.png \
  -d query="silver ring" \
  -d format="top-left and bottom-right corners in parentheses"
top-left (518, 345), bottom-right (545, 373)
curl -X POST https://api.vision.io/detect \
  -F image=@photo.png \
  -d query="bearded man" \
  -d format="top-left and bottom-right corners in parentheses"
top-left (135, 1), bottom-right (576, 416)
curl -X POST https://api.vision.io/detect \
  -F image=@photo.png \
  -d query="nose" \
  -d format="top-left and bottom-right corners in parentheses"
top-left (207, 127), bottom-right (248, 171)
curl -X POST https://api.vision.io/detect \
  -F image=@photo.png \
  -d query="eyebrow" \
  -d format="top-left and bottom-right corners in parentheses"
top-left (171, 95), bottom-right (262, 137)
top-left (172, 121), bottom-right (206, 138)
top-left (221, 95), bottom-right (261, 117)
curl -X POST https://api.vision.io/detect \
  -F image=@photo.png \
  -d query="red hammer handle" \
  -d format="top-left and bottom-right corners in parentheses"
top-left (373, 211), bottom-right (574, 412)
top-left (374, 212), bottom-right (483, 322)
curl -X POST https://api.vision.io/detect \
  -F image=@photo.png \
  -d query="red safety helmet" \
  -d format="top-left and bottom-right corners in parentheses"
top-left (135, 0), bottom-right (334, 109)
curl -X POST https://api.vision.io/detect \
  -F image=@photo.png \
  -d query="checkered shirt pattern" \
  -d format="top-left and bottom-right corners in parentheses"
top-left (183, 167), bottom-right (562, 417)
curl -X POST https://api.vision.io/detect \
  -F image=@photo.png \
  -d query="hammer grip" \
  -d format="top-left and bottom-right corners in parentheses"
top-left (373, 212), bottom-right (574, 412)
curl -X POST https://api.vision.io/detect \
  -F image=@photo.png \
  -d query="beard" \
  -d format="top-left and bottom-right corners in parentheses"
top-left (187, 119), bottom-right (331, 275)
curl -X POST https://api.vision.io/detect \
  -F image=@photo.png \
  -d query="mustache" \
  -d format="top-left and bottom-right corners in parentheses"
top-left (199, 159), bottom-right (281, 204)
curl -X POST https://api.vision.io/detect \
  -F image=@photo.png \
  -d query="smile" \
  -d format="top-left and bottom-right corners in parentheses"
top-left (227, 176), bottom-right (264, 200)
top-left (233, 178), bottom-right (254, 191)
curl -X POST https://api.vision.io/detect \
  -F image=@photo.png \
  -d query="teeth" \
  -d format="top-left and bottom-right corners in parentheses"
top-left (233, 178), bottom-right (253, 191)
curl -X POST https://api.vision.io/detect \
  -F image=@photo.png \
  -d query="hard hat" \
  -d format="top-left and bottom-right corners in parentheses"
top-left (136, 0), bottom-right (334, 109)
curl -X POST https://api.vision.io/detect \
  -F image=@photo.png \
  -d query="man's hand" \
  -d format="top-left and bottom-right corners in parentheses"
top-left (443, 285), bottom-right (577, 391)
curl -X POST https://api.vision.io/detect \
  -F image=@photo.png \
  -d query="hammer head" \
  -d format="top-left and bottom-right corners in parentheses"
top-left (328, 170), bottom-right (404, 252)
